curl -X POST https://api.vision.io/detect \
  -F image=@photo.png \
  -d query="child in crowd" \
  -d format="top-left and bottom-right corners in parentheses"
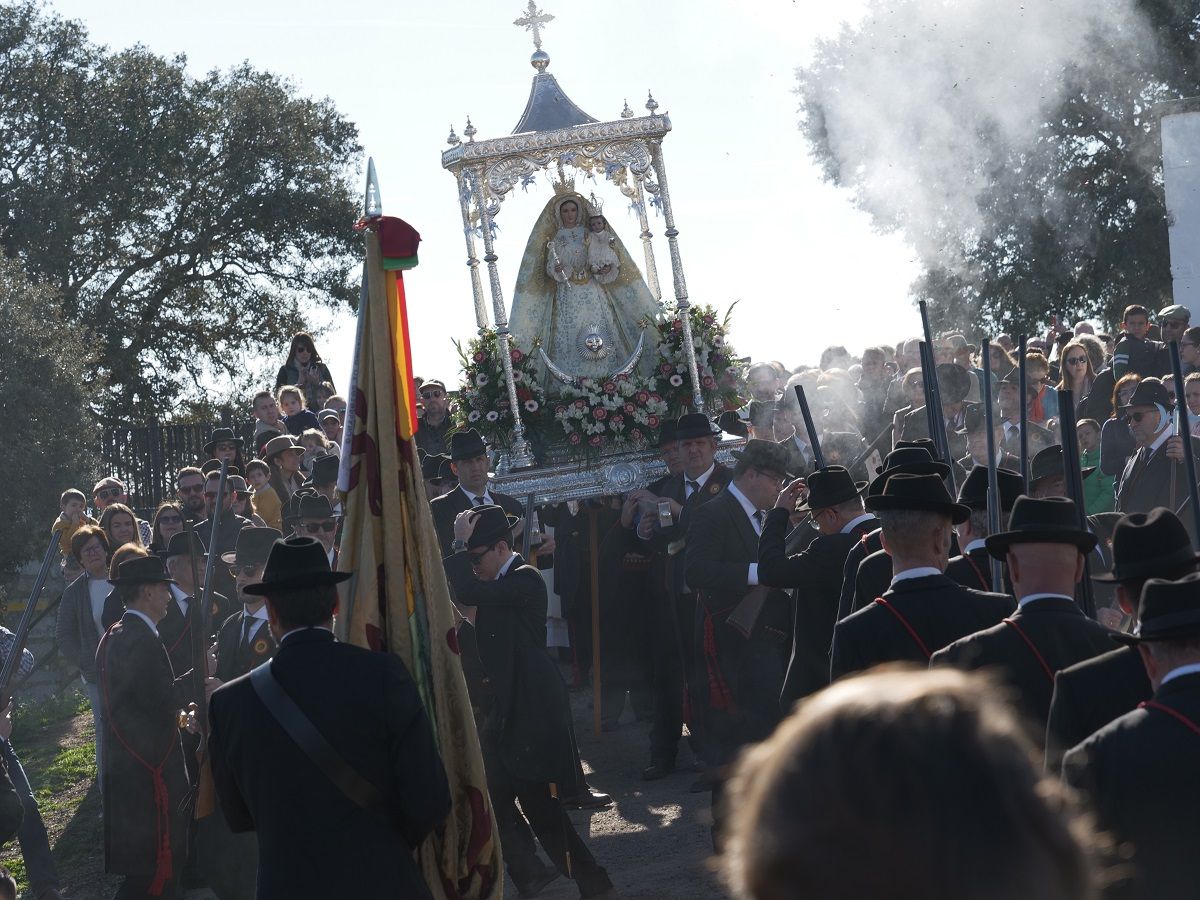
top-left (1077, 418), bottom-right (1114, 514)
top-left (52, 488), bottom-right (97, 555)
top-left (299, 428), bottom-right (336, 473)
top-left (245, 459), bottom-right (271, 492)
top-left (278, 385), bottom-right (321, 436)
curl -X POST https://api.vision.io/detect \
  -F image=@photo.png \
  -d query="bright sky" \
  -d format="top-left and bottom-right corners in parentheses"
top-left (49, 0), bottom-right (922, 394)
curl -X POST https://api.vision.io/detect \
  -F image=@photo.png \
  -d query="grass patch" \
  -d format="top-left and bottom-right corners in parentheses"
top-left (12, 689), bottom-right (89, 743)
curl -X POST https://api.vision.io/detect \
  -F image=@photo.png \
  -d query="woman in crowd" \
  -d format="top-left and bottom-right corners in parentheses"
top-left (274, 332), bottom-right (335, 411)
top-left (1185, 372), bottom-right (1200, 437)
top-left (721, 667), bottom-right (1100, 900)
top-left (1100, 373), bottom-right (1141, 477)
top-left (263, 435), bottom-right (306, 518)
top-left (891, 368), bottom-right (925, 449)
top-left (1026, 351), bottom-right (1059, 424)
top-left (99, 503), bottom-right (142, 555)
top-left (1055, 339), bottom-right (1096, 415)
top-left (987, 342), bottom-right (1016, 380)
top-left (149, 502), bottom-right (184, 553)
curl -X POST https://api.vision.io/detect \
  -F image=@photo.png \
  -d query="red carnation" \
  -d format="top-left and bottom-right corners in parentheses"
top-left (568, 432), bottom-right (582, 445)
top-left (702, 376), bottom-right (716, 389)
top-left (649, 393), bottom-right (663, 403)
top-left (630, 429), bottom-right (643, 442)
top-left (616, 373), bottom-right (629, 383)
top-left (593, 407), bottom-right (608, 420)
top-left (647, 415), bottom-right (660, 427)
top-left (659, 363), bottom-right (673, 376)
top-left (473, 351), bottom-right (486, 363)
top-left (624, 402), bottom-right (636, 414)
top-left (636, 391), bottom-right (650, 404)
top-left (510, 348), bottom-right (524, 363)
top-left (603, 381), bottom-right (617, 393)
top-left (589, 435), bottom-right (604, 447)
top-left (575, 399), bottom-right (587, 409)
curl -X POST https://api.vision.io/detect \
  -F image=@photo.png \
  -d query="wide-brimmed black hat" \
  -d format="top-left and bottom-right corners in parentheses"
top-left (656, 419), bottom-right (678, 447)
top-left (1114, 572), bottom-right (1200, 644)
top-left (243, 535), bottom-right (350, 595)
top-left (110, 555), bottom-right (176, 586)
top-left (717, 410), bottom-right (749, 438)
top-left (204, 427), bottom-right (245, 456)
top-left (466, 504), bottom-right (520, 551)
top-left (285, 492), bottom-right (337, 523)
top-left (263, 435), bottom-right (305, 463)
top-left (674, 412), bottom-right (722, 441)
top-left (1028, 444), bottom-right (1096, 485)
top-left (306, 453), bottom-right (340, 488)
top-left (956, 404), bottom-right (1002, 436)
top-left (874, 444), bottom-right (949, 478)
top-left (449, 428), bottom-right (489, 460)
top-left (866, 472), bottom-right (971, 524)
top-left (220, 526), bottom-right (283, 566)
top-left (936, 363), bottom-right (971, 405)
top-left (957, 465), bottom-right (1024, 512)
top-left (161, 531), bottom-right (207, 560)
top-left (422, 452), bottom-right (451, 481)
top-left (730, 439), bottom-right (795, 479)
top-left (1120, 377), bottom-right (1173, 411)
top-left (985, 496), bottom-right (1098, 559)
top-left (799, 466), bottom-right (867, 512)
top-left (1093, 508), bottom-right (1200, 584)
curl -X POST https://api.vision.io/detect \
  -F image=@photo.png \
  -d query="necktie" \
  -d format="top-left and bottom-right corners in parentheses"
top-left (686, 480), bottom-right (700, 498)
top-left (753, 510), bottom-right (766, 532)
top-left (472, 495), bottom-right (484, 506)
top-left (241, 617), bottom-right (254, 652)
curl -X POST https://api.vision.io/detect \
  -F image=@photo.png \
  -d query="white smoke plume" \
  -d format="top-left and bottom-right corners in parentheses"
top-left (799, 0), bottom-right (1156, 272)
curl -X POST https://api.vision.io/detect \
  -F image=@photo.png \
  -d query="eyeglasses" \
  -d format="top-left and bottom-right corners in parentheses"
top-left (299, 521), bottom-right (338, 534)
top-left (1065, 356), bottom-right (1088, 366)
top-left (1128, 411), bottom-right (1155, 423)
top-left (468, 545), bottom-right (495, 567)
top-left (158, 515), bottom-right (182, 525)
top-left (178, 484), bottom-right (203, 495)
top-left (95, 488), bottom-right (121, 500)
top-left (228, 564), bottom-right (263, 577)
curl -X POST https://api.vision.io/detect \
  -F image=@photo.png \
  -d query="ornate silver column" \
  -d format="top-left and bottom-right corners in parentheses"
top-left (470, 164), bottom-right (536, 469)
top-left (631, 171), bottom-right (661, 300)
top-left (455, 168), bottom-right (490, 333)
top-left (649, 135), bottom-right (703, 412)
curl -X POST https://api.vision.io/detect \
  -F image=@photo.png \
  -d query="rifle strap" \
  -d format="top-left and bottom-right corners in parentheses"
top-left (250, 662), bottom-right (385, 812)
top-left (1002, 617), bottom-right (1055, 684)
top-left (873, 597), bottom-right (932, 660)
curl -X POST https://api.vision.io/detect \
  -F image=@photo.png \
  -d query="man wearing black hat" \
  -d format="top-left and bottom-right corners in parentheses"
top-left (1063, 572), bottom-right (1200, 900)
top-left (195, 469), bottom-right (252, 623)
top-left (421, 452), bottom-right (456, 501)
top-left (770, 395), bottom-right (817, 478)
top-left (632, 413), bottom-right (732, 779)
top-left (945, 466), bottom-right (1024, 591)
top-left (896, 363), bottom-right (976, 461)
top-left (159, 530), bottom-right (213, 691)
top-left (1115, 376), bottom-right (1200, 518)
top-left (957, 406), bottom-right (1020, 483)
top-left (758, 466), bottom-right (877, 707)
top-left (996, 371), bottom-right (1054, 459)
top-left (445, 506), bottom-right (617, 899)
top-left (830, 473), bottom-right (1013, 680)
top-left (284, 492), bottom-right (340, 568)
top-left (1046, 508), bottom-right (1200, 772)
top-left (304, 452), bottom-right (342, 512)
top-left (684, 440), bottom-right (795, 837)
top-left (932, 496), bottom-right (1116, 741)
top-left (96, 555), bottom-right (193, 900)
top-left (430, 429), bottom-right (524, 558)
top-left (415, 379), bottom-right (453, 457)
top-left (208, 537), bottom-right (451, 899)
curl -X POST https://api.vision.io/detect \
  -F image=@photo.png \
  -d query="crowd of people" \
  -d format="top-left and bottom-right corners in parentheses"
top-left (0, 302), bottom-right (1196, 899)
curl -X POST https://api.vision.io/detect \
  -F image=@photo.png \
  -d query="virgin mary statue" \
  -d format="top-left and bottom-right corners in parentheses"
top-left (509, 192), bottom-right (662, 387)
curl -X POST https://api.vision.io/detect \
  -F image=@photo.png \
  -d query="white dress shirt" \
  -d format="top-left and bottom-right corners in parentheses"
top-left (889, 566), bottom-right (942, 588)
top-left (684, 463), bottom-right (717, 498)
top-left (1161, 662), bottom-right (1200, 687)
top-left (726, 482), bottom-right (765, 586)
top-left (841, 513), bottom-right (875, 534)
top-left (1017, 592), bottom-right (1074, 609)
top-left (125, 608), bottom-right (159, 637)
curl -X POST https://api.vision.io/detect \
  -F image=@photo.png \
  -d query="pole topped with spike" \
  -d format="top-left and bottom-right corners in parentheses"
top-left (364, 158), bottom-right (382, 218)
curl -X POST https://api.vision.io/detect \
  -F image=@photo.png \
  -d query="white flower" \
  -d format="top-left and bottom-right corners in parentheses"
top-left (513, 371), bottom-right (524, 382)
top-left (669, 374), bottom-right (684, 387)
top-left (524, 400), bottom-right (539, 412)
top-left (468, 410), bottom-right (481, 422)
top-left (485, 410), bottom-right (499, 422)
top-left (476, 374), bottom-right (489, 386)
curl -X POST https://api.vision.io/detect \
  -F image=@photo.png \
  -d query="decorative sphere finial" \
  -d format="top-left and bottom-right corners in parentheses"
top-left (531, 49), bottom-right (550, 72)
top-left (464, 117), bottom-right (477, 143)
top-left (645, 91), bottom-right (659, 113)
top-left (620, 99), bottom-right (634, 119)
top-left (447, 124), bottom-right (460, 146)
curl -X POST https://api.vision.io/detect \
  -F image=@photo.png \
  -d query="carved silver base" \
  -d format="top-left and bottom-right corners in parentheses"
top-left (493, 434), bottom-right (746, 504)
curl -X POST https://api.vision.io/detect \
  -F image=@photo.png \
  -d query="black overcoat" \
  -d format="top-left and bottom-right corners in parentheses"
top-left (215, 609), bottom-right (277, 683)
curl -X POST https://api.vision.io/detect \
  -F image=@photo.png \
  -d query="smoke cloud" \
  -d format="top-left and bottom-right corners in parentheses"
top-left (798, 0), bottom-right (1156, 273)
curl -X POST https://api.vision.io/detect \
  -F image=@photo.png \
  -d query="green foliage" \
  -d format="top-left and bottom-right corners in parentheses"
top-left (11, 687), bottom-right (90, 744)
top-left (0, 258), bottom-right (97, 578)
top-left (0, 1), bottom-right (362, 425)
top-left (797, 0), bottom-right (1200, 336)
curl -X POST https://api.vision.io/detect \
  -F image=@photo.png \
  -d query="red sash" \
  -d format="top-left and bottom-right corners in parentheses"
top-left (874, 597), bottom-right (932, 660)
top-left (1139, 700), bottom-right (1200, 737)
top-left (1003, 618), bottom-right (1055, 684)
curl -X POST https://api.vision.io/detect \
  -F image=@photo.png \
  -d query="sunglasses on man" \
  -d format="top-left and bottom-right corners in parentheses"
top-left (298, 521), bottom-right (338, 534)
top-left (178, 484), bottom-right (203, 495)
top-left (468, 544), bottom-right (496, 567)
top-left (1128, 411), bottom-right (1158, 423)
top-left (95, 487), bottom-right (121, 500)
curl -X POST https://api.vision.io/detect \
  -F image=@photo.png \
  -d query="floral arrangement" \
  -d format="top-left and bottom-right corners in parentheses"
top-left (651, 303), bottom-right (746, 416)
top-left (551, 374), bottom-right (670, 453)
top-left (452, 329), bottom-right (547, 448)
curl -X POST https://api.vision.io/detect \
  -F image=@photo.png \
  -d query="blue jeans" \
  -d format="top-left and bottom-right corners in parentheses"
top-left (0, 739), bottom-right (60, 894)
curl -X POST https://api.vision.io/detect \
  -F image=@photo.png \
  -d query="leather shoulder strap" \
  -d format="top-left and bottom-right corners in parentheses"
top-left (250, 662), bottom-right (385, 812)
top-left (1003, 617), bottom-right (1055, 684)
top-left (874, 597), bottom-right (932, 660)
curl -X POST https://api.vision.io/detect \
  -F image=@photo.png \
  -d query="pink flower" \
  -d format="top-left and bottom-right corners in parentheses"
top-left (593, 407), bottom-right (608, 420)
top-left (615, 374), bottom-right (629, 383)
top-left (575, 399), bottom-right (587, 410)
top-left (510, 348), bottom-right (524, 363)
top-left (659, 363), bottom-right (673, 376)
top-left (647, 415), bottom-right (660, 428)
top-left (630, 429), bottom-right (643, 442)
top-left (569, 432), bottom-right (582, 445)
top-left (624, 402), bottom-right (636, 414)
top-left (472, 351), bottom-right (486, 363)
top-left (603, 381), bottom-right (617, 393)
top-left (611, 414), bottom-right (624, 425)
top-left (702, 375), bottom-right (716, 389)
top-left (555, 405), bottom-right (567, 415)
top-left (589, 435), bottom-right (604, 447)
top-left (672, 320), bottom-right (682, 332)
top-left (649, 393), bottom-right (663, 403)
top-left (702, 314), bottom-right (716, 326)
top-left (636, 391), bottom-right (650, 404)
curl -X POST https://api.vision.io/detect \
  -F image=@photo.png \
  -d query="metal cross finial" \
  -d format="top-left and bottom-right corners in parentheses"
top-left (514, 1), bottom-right (554, 50)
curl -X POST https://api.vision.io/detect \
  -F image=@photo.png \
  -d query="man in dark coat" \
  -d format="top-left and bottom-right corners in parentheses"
top-left (1116, 377), bottom-right (1200, 520)
top-left (446, 506), bottom-right (616, 900)
top-left (208, 537), bottom-right (451, 900)
top-left (932, 496), bottom-right (1115, 746)
top-left (944, 465), bottom-right (1023, 592)
top-left (633, 414), bottom-right (733, 779)
top-left (1045, 508), bottom-right (1198, 771)
top-left (96, 556), bottom-right (192, 900)
top-left (757, 466), bottom-right (876, 708)
top-left (430, 429), bottom-right (525, 557)
top-left (195, 469), bottom-right (251, 623)
top-left (684, 440), bottom-right (795, 843)
top-left (896, 363), bottom-right (976, 461)
top-left (1064, 573), bottom-right (1200, 900)
top-left (159, 531), bottom-right (215, 690)
top-left (830, 473), bottom-right (1013, 680)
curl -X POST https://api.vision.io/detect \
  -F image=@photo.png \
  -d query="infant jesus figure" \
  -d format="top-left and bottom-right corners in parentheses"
top-left (585, 214), bottom-right (620, 283)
